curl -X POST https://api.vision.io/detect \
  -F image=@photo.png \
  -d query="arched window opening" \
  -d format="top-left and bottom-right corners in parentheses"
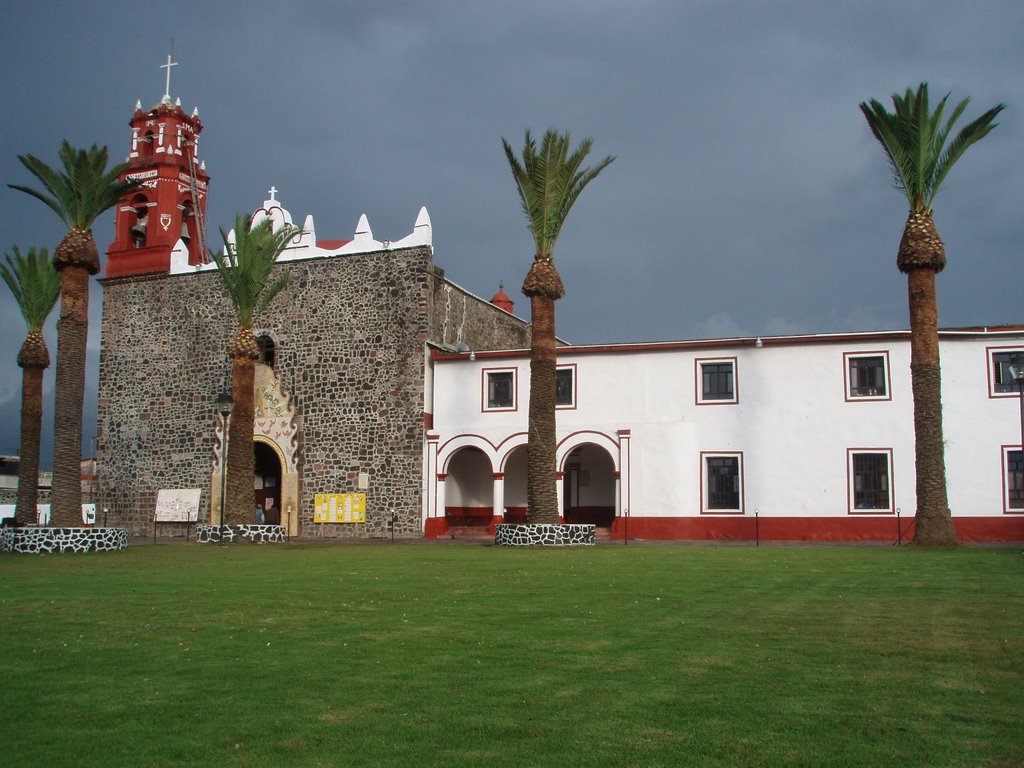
top-left (180, 201), bottom-right (194, 246)
top-left (140, 130), bottom-right (155, 159)
top-left (257, 335), bottom-right (276, 369)
top-left (129, 194), bottom-right (149, 248)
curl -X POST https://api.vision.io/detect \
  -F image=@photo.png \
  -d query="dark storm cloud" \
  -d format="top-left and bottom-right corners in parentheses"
top-left (1, 0), bottom-right (1021, 463)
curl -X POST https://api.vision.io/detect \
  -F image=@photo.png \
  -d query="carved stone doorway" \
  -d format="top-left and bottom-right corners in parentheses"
top-left (211, 362), bottom-right (301, 536)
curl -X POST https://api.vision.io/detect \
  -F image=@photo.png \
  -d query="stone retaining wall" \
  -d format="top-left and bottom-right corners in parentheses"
top-left (0, 527), bottom-right (129, 553)
top-left (195, 524), bottom-right (287, 544)
top-left (494, 523), bottom-right (596, 547)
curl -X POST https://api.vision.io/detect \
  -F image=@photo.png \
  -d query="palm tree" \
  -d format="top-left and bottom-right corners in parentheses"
top-left (502, 129), bottom-right (614, 525)
top-left (0, 246), bottom-right (61, 524)
top-left (8, 142), bottom-right (138, 527)
top-left (211, 215), bottom-right (298, 525)
top-left (860, 83), bottom-right (1003, 546)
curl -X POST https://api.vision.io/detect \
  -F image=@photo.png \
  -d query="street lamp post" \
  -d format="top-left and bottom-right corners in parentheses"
top-left (216, 390), bottom-right (234, 544)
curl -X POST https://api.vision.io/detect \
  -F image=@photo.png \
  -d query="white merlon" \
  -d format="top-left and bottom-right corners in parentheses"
top-left (170, 191), bottom-right (432, 274)
top-left (168, 238), bottom-right (191, 273)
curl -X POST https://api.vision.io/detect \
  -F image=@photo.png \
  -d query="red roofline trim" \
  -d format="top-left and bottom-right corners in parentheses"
top-left (428, 326), bottom-right (1024, 361)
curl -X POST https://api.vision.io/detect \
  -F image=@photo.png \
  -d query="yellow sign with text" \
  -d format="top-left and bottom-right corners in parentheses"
top-left (314, 493), bottom-right (367, 523)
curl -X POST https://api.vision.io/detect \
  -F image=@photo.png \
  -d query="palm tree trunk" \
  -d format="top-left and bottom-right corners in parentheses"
top-left (527, 294), bottom-right (559, 524)
top-left (16, 365), bottom-right (45, 524)
top-left (906, 267), bottom-right (957, 545)
top-left (51, 263), bottom-right (90, 527)
top-left (225, 356), bottom-right (256, 525)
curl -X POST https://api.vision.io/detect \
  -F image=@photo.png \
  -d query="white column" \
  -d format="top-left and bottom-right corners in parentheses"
top-left (617, 429), bottom-right (632, 519)
top-left (424, 434), bottom-right (439, 525)
top-left (492, 474), bottom-right (505, 521)
top-left (435, 476), bottom-right (447, 524)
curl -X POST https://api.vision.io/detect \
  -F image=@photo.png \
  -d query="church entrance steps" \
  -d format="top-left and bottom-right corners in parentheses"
top-left (445, 525), bottom-right (493, 541)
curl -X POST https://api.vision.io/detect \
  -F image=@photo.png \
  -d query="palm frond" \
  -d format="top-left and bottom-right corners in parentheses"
top-left (213, 215), bottom-right (297, 327)
top-left (931, 102), bottom-right (1004, 203)
top-left (0, 246), bottom-right (60, 331)
top-left (860, 83), bottom-right (1003, 213)
top-left (9, 141), bottom-right (140, 230)
top-left (502, 129), bottom-right (614, 259)
top-left (257, 272), bottom-right (290, 317)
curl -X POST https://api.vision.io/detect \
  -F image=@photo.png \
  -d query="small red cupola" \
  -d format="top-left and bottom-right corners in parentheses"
top-left (106, 55), bottom-right (210, 278)
top-left (490, 282), bottom-right (514, 314)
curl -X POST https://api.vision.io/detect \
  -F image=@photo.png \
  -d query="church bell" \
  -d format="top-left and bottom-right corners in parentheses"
top-left (130, 213), bottom-right (148, 240)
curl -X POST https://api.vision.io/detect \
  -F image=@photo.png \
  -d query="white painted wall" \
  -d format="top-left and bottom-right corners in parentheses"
top-left (429, 330), bottom-right (1024, 522)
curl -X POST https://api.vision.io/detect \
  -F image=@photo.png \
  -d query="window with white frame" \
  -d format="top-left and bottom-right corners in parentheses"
top-left (556, 365), bottom-right (576, 408)
top-left (702, 452), bottom-right (743, 513)
top-left (845, 352), bottom-right (890, 400)
top-left (697, 358), bottom-right (737, 404)
top-left (483, 369), bottom-right (516, 411)
top-left (989, 348), bottom-right (1024, 396)
top-left (1003, 447), bottom-right (1023, 513)
top-left (848, 449), bottom-right (893, 513)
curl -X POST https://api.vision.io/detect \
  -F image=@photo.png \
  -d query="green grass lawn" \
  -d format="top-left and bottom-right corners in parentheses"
top-left (0, 542), bottom-right (1021, 768)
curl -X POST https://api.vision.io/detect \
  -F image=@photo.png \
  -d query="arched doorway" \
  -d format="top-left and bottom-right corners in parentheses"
top-left (502, 445), bottom-right (528, 523)
top-left (445, 446), bottom-right (493, 529)
top-left (254, 440), bottom-right (282, 524)
top-left (562, 443), bottom-right (616, 528)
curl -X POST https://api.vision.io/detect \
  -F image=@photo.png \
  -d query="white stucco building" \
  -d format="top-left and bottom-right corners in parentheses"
top-left (423, 328), bottom-right (1024, 542)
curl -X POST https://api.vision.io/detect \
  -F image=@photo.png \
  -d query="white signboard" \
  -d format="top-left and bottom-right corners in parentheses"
top-left (81, 504), bottom-right (96, 524)
top-left (154, 489), bottom-right (202, 522)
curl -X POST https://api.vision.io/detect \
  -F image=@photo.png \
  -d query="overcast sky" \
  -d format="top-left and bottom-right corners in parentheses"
top-left (1, 1), bottom-right (1021, 465)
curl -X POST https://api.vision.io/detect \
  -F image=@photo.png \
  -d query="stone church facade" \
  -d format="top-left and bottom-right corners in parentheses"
top-left (97, 89), bottom-right (529, 538)
top-left (95, 76), bottom-right (1024, 544)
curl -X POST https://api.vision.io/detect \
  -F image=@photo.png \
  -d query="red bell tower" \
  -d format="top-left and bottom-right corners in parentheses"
top-left (106, 55), bottom-right (210, 278)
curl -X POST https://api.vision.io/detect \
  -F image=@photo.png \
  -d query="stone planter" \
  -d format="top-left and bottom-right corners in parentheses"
top-left (494, 523), bottom-right (595, 547)
top-left (196, 524), bottom-right (287, 544)
top-left (0, 527), bottom-right (130, 554)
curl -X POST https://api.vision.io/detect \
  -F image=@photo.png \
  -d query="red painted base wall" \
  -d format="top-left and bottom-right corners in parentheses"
top-left (106, 245), bottom-right (172, 278)
top-left (423, 514), bottom-right (1024, 542)
top-left (443, 507), bottom-right (492, 527)
top-left (609, 515), bottom-right (1024, 542)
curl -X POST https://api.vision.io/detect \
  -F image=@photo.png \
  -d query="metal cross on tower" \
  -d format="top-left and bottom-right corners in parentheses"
top-left (160, 52), bottom-right (178, 104)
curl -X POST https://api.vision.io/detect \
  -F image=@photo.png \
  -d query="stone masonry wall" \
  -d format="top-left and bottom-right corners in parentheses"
top-left (98, 246), bottom-right (529, 537)
top-left (426, 269), bottom-right (530, 352)
top-left (0, 487), bottom-right (52, 506)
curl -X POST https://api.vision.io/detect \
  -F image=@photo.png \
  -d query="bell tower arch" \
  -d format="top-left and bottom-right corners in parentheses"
top-left (106, 55), bottom-right (210, 278)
